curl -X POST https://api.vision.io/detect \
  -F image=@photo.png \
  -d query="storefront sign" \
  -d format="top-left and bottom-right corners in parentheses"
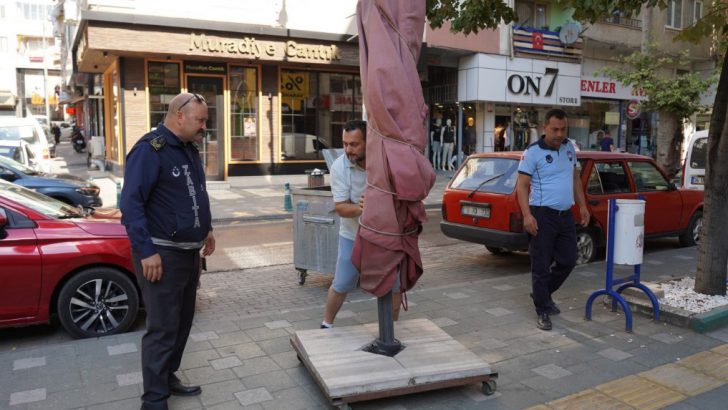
top-left (280, 72), bottom-right (310, 99)
top-left (581, 76), bottom-right (647, 101)
top-left (189, 33), bottom-right (342, 62)
top-left (625, 99), bottom-right (641, 119)
top-left (184, 61), bottom-right (227, 75)
top-left (459, 55), bottom-right (581, 106)
top-left (507, 68), bottom-right (558, 98)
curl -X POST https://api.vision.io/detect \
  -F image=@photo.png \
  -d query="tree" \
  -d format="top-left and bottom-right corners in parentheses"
top-left (427, 0), bottom-right (728, 295)
top-left (598, 45), bottom-right (714, 176)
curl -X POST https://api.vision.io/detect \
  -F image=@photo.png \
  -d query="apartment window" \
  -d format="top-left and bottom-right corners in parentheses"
top-left (515, 1), bottom-right (549, 30)
top-left (1, 5), bottom-right (5, 18)
top-left (666, 0), bottom-right (682, 29)
top-left (0, 37), bottom-right (7, 53)
top-left (16, 2), bottom-right (51, 21)
top-left (687, 0), bottom-right (703, 26)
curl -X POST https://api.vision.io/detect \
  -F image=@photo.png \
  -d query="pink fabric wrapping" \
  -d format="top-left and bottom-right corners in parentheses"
top-left (352, 0), bottom-right (436, 297)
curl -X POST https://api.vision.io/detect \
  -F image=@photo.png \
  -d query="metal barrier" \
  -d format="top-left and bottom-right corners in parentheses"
top-left (585, 198), bottom-right (659, 332)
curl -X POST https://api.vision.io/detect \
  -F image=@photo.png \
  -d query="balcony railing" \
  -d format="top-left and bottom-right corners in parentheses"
top-left (512, 26), bottom-right (582, 61)
top-left (599, 15), bottom-right (642, 29)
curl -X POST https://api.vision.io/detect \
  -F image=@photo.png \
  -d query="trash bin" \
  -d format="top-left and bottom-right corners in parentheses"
top-left (612, 199), bottom-right (645, 265)
top-left (292, 149), bottom-right (344, 285)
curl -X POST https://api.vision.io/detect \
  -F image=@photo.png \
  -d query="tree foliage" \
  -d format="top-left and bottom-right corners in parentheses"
top-left (426, 0), bottom-right (516, 33)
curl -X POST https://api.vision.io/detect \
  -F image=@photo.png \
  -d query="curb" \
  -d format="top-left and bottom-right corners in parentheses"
top-left (691, 304), bottom-right (728, 333)
top-left (615, 289), bottom-right (728, 333)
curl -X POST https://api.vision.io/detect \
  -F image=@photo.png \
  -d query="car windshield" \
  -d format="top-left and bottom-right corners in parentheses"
top-left (0, 180), bottom-right (84, 218)
top-left (450, 157), bottom-right (519, 194)
top-left (0, 125), bottom-right (41, 145)
top-left (0, 154), bottom-right (38, 174)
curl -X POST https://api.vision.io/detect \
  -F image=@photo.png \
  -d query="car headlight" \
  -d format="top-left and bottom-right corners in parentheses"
top-left (76, 185), bottom-right (100, 196)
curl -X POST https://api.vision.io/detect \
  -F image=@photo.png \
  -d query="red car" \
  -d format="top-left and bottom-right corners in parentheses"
top-left (441, 151), bottom-right (704, 264)
top-left (0, 179), bottom-right (139, 338)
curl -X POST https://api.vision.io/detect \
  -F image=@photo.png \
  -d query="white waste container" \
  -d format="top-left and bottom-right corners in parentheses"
top-left (612, 199), bottom-right (645, 265)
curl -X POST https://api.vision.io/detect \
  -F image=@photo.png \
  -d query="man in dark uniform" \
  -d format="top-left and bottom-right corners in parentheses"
top-left (516, 109), bottom-right (589, 331)
top-left (120, 92), bottom-right (215, 410)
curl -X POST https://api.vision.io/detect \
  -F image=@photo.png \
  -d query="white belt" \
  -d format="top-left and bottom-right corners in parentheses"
top-left (151, 237), bottom-right (203, 250)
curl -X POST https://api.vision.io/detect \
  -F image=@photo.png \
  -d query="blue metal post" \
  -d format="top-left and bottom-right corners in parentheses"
top-left (585, 199), bottom-right (659, 332)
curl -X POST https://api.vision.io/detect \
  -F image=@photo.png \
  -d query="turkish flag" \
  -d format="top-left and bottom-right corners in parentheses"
top-left (533, 32), bottom-right (544, 50)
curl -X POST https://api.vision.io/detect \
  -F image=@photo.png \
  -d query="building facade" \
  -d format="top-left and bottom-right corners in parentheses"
top-left (55, 0), bottom-right (717, 178)
top-left (0, 0), bottom-right (62, 119)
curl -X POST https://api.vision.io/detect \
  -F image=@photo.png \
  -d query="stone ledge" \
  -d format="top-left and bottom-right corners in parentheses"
top-left (605, 281), bottom-right (728, 333)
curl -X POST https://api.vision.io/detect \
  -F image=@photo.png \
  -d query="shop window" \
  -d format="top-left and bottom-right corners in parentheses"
top-left (515, 1), bottom-right (549, 30)
top-left (104, 63), bottom-right (122, 163)
top-left (280, 69), bottom-right (361, 161)
top-left (229, 66), bottom-right (258, 162)
top-left (147, 61), bottom-right (181, 129)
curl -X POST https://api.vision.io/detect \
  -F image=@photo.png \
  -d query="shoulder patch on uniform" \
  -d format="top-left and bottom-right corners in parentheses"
top-left (149, 136), bottom-right (166, 151)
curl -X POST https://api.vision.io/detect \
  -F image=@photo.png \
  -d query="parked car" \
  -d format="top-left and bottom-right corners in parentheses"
top-left (440, 151), bottom-right (704, 264)
top-left (0, 116), bottom-right (52, 173)
top-left (682, 129), bottom-right (708, 190)
top-left (0, 155), bottom-right (102, 209)
top-left (0, 179), bottom-right (138, 338)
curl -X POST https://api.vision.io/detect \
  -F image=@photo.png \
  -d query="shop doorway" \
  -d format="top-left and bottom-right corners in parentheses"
top-left (494, 115), bottom-right (511, 152)
top-left (186, 75), bottom-right (225, 180)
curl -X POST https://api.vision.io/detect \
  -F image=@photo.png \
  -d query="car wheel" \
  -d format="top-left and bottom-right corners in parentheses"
top-left (576, 229), bottom-right (596, 265)
top-left (679, 210), bottom-right (703, 247)
top-left (486, 246), bottom-right (512, 256)
top-left (57, 267), bottom-right (139, 339)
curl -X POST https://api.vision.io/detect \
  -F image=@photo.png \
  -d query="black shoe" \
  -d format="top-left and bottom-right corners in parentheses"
top-left (548, 302), bottom-right (561, 315)
top-left (169, 374), bottom-right (201, 396)
top-left (530, 293), bottom-right (560, 315)
top-left (536, 312), bottom-right (552, 331)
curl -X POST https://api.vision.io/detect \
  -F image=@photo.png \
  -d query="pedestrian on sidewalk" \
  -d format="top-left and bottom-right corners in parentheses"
top-left (516, 108), bottom-right (589, 331)
top-left (120, 92), bottom-right (215, 410)
top-left (321, 120), bottom-right (401, 329)
top-left (51, 124), bottom-right (61, 145)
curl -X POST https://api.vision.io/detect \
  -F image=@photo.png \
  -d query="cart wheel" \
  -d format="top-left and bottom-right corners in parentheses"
top-left (482, 380), bottom-right (497, 396)
top-left (297, 269), bottom-right (307, 285)
top-left (296, 354), bottom-right (302, 363)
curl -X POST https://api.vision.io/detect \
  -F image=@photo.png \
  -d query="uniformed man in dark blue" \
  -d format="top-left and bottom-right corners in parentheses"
top-left (516, 108), bottom-right (589, 331)
top-left (120, 92), bottom-right (215, 410)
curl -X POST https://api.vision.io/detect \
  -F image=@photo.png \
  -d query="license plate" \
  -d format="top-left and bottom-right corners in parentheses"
top-left (461, 204), bottom-right (490, 218)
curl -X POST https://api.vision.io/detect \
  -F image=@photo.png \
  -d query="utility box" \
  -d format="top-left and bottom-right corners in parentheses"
top-left (612, 199), bottom-right (645, 265)
top-left (292, 149), bottom-right (343, 284)
top-left (307, 168), bottom-right (325, 188)
top-left (89, 136), bottom-right (105, 158)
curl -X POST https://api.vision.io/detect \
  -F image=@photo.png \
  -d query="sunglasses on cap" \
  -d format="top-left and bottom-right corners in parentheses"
top-left (178, 93), bottom-right (206, 110)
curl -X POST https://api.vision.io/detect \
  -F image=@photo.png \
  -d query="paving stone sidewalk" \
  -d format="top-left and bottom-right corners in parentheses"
top-left (3, 243), bottom-right (728, 409)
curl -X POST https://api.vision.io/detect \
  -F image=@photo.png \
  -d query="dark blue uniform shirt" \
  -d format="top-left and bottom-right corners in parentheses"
top-left (120, 124), bottom-right (212, 259)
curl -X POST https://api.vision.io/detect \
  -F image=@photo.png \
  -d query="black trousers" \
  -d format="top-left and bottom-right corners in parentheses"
top-left (132, 247), bottom-right (200, 410)
top-left (528, 207), bottom-right (577, 315)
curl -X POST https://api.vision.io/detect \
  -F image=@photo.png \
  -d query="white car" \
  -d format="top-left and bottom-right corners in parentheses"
top-left (0, 117), bottom-right (52, 174)
top-left (682, 129), bottom-right (708, 190)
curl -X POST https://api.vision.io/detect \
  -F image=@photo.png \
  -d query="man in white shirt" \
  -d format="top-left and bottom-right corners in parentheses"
top-left (321, 120), bottom-right (401, 328)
